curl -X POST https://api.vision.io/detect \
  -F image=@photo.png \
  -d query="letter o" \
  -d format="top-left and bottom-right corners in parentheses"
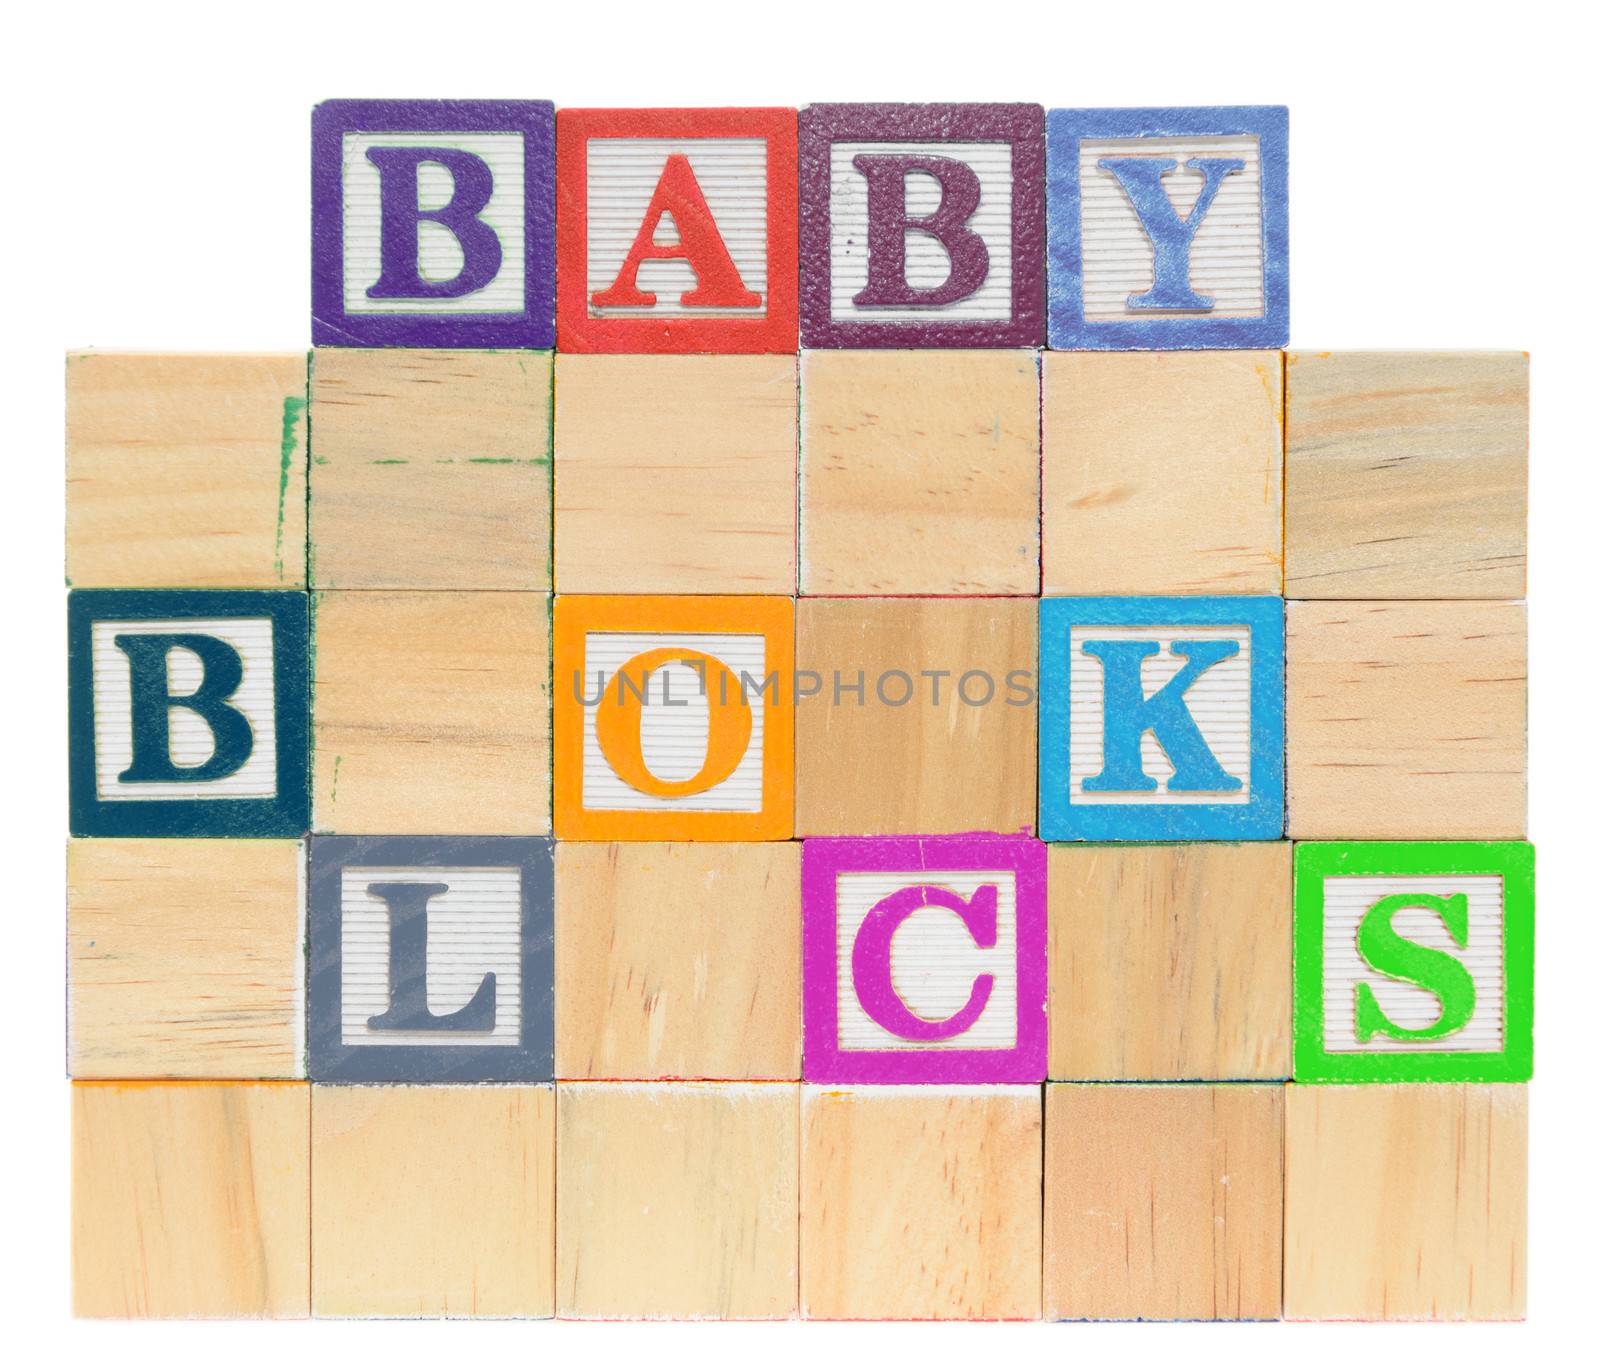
top-left (593, 647), bottom-right (753, 798)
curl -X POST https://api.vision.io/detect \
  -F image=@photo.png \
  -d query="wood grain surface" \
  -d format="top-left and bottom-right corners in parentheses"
top-left (556, 1082), bottom-right (800, 1319)
top-left (1284, 1083), bottom-right (1527, 1320)
top-left (1044, 1083), bottom-right (1284, 1320)
top-left (1287, 599), bottom-right (1527, 838)
top-left (312, 590), bottom-right (551, 834)
top-left (555, 841), bottom-right (800, 1079)
top-left (554, 354), bottom-right (797, 594)
top-left (309, 348), bottom-right (552, 590)
top-left (1285, 350), bottom-right (1528, 599)
top-left (68, 839), bottom-right (303, 1079)
top-left (795, 597), bottom-right (1036, 835)
top-left (800, 349), bottom-right (1040, 595)
top-left (1048, 842), bottom-right (1291, 1080)
top-left (311, 1084), bottom-right (554, 1318)
top-left (801, 1086), bottom-right (1042, 1320)
top-left (1043, 350), bottom-right (1283, 595)
top-left (66, 352), bottom-right (307, 589)
top-left (72, 1081), bottom-right (310, 1318)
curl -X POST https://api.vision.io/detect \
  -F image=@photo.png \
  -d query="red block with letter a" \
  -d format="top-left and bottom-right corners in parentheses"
top-left (557, 108), bottom-right (799, 353)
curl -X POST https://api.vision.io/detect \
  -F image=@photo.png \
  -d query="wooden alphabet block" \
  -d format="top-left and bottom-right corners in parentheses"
top-left (68, 589), bottom-right (310, 837)
top-left (802, 836), bottom-right (1046, 1083)
top-left (1285, 351), bottom-right (1528, 598)
top-left (72, 1081), bottom-right (310, 1318)
top-left (800, 1085), bottom-right (1042, 1320)
top-left (794, 597), bottom-right (1036, 835)
top-left (311, 1084), bottom-right (555, 1318)
top-left (1043, 1083), bottom-right (1283, 1320)
top-left (1284, 1084), bottom-right (1527, 1320)
top-left (552, 595), bottom-right (794, 841)
top-left (308, 348), bottom-right (551, 590)
top-left (555, 841), bottom-right (801, 1080)
top-left (556, 1082), bottom-right (800, 1319)
top-left (66, 352), bottom-right (308, 590)
top-left (1048, 842), bottom-right (1291, 1080)
top-left (1047, 106), bottom-right (1289, 350)
top-left (799, 349), bottom-right (1040, 595)
top-left (1286, 600), bottom-right (1527, 838)
top-left (311, 100), bottom-right (555, 348)
top-left (1039, 596), bottom-right (1284, 841)
top-left (797, 104), bottom-right (1045, 348)
top-left (554, 354), bottom-right (797, 594)
top-left (1041, 350), bottom-right (1284, 595)
top-left (308, 836), bottom-right (553, 1083)
top-left (556, 108), bottom-right (798, 353)
top-left (1294, 841), bottom-right (1533, 1083)
top-left (312, 589), bottom-right (550, 834)
top-left (68, 839), bottom-right (304, 1079)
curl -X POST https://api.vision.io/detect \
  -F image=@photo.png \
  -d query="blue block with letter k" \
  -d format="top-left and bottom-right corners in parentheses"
top-left (1039, 596), bottom-right (1284, 841)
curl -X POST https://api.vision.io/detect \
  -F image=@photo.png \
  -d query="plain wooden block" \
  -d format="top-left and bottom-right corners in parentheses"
top-left (1284, 1084), bottom-right (1527, 1320)
top-left (1048, 843), bottom-right (1291, 1080)
top-left (311, 1084), bottom-right (554, 1318)
top-left (1286, 600), bottom-right (1527, 839)
top-left (313, 590), bottom-right (550, 834)
top-left (1044, 1084), bottom-right (1283, 1320)
top-left (556, 1082), bottom-right (799, 1319)
top-left (72, 1081), bottom-right (310, 1318)
top-left (555, 842), bottom-right (800, 1080)
top-left (801, 1085), bottom-right (1042, 1320)
top-left (68, 839), bottom-right (303, 1079)
top-left (795, 597), bottom-right (1036, 835)
top-left (554, 354), bottom-right (798, 593)
top-left (1041, 350), bottom-right (1283, 595)
top-left (799, 350), bottom-right (1040, 594)
top-left (309, 348), bottom-right (551, 590)
top-left (66, 352), bottom-right (307, 589)
top-left (1285, 351), bottom-right (1528, 599)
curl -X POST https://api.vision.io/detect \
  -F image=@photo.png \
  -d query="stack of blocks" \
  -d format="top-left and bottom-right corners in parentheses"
top-left (64, 99), bottom-right (1533, 1321)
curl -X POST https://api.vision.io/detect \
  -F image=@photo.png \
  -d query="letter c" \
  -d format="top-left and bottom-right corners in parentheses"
top-left (851, 884), bottom-right (998, 1041)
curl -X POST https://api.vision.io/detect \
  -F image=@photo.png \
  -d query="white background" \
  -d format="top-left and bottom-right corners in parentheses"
top-left (5, 0), bottom-right (1592, 1359)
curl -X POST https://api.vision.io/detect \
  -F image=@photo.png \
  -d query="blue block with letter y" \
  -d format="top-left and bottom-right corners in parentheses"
top-left (1039, 596), bottom-right (1284, 841)
top-left (1046, 106), bottom-right (1289, 349)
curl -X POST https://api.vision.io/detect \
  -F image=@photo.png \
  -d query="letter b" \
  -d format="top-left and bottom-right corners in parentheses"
top-left (366, 146), bottom-right (504, 300)
top-left (115, 633), bottom-right (255, 784)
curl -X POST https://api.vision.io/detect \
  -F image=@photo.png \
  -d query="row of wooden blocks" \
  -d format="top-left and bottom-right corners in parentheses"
top-left (68, 589), bottom-right (1526, 842)
top-left (73, 1078), bottom-right (1526, 1320)
top-left (309, 102), bottom-right (1288, 353)
top-left (67, 836), bottom-right (1532, 1087)
top-left (65, 348), bottom-right (1527, 599)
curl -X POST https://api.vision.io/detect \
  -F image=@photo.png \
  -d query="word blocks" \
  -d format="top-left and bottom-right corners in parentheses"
top-left (802, 836), bottom-right (1047, 1084)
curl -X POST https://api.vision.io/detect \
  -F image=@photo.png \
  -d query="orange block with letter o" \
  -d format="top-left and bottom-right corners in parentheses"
top-left (554, 596), bottom-right (795, 840)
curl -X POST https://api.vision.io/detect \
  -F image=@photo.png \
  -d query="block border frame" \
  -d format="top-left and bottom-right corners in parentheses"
top-left (554, 107), bottom-right (800, 354)
top-left (1045, 105), bottom-right (1289, 351)
top-left (307, 834), bottom-right (555, 1083)
top-left (1038, 595), bottom-right (1285, 841)
top-left (801, 834), bottom-right (1049, 1084)
top-left (797, 103), bottom-right (1047, 350)
top-left (310, 98), bottom-right (556, 349)
top-left (552, 594), bottom-right (796, 841)
top-left (68, 588), bottom-right (310, 838)
top-left (1292, 839), bottom-right (1535, 1083)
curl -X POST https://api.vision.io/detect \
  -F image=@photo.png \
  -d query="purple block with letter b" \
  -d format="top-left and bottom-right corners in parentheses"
top-left (311, 99), bottom-right (555, 348)
top-left (798, 104), bottom-right (1045, 349)
top-left (802, 834), bottom-right (1047, 1083)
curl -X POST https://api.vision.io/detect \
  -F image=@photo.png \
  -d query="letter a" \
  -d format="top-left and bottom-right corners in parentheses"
top-left (591, 154), bottom-right (760, 310)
